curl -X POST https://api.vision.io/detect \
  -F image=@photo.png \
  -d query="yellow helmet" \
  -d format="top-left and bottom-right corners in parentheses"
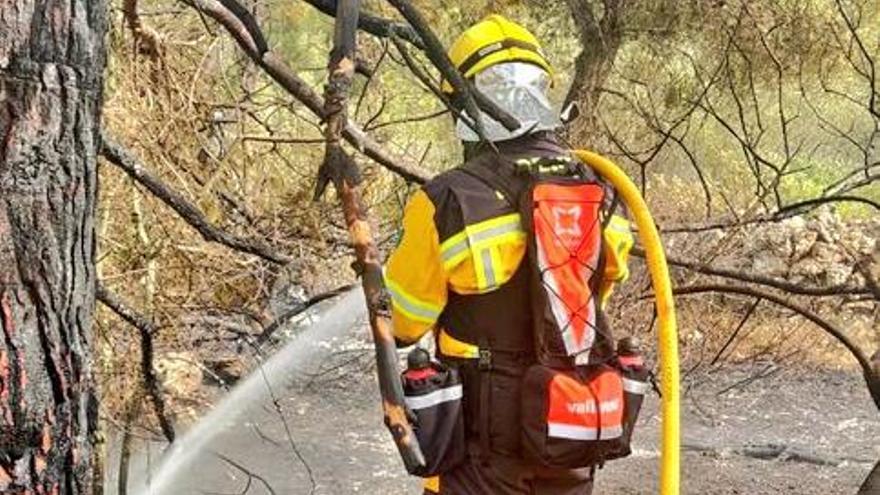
top-left (442, 14), bottom-right (552, 94)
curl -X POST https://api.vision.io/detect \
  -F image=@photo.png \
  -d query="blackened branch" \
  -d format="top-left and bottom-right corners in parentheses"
top-left (95, 282), bottom-right (177, 443)
top-left (100, 132), bottom-right (293, 265)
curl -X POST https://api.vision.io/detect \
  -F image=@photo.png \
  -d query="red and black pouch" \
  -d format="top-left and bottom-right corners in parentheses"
top-left (402, 356), bottom-right (467, 477)
top-left (520, 356), bottom-right (650, 469)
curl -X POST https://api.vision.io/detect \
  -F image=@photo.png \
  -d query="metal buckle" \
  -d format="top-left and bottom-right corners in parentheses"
top-left (478, 349), bottom-right (493, 371)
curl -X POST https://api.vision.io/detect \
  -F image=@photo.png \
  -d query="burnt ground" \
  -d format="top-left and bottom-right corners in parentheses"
top-left (120, 323), bottom-right (880, 495)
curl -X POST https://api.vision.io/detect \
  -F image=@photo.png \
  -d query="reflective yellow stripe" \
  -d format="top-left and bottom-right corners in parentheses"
top-left (438, 329), bottom-right (480, 358)
top-left (440, 230), bottom-right (469, 267)
top-left (440, 213), bottom-right (523, 270)
top-left (384, 277), bottom-right (443, 324)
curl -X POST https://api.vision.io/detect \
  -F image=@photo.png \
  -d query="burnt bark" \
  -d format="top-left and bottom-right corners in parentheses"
top-left (0, 1), bottom-right (107, 493)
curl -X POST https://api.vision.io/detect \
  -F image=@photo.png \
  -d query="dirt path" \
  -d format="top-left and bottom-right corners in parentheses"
top-left (123, 326), bottom-right (880, 494)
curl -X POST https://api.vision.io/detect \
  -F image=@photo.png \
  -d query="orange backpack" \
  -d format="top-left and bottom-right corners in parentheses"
top-left (462, 155), bottom-right (648, 469)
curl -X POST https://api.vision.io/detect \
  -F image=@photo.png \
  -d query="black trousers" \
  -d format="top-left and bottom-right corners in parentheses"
top-left (423, 442), bottom-right (594, 495)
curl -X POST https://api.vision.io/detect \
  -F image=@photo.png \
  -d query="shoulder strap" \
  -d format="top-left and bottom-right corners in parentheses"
top-left (459, 156), bottom-right (528, 208)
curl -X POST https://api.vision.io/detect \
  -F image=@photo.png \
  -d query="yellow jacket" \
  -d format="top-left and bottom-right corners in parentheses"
top-left (385, 141), bottom-right (634, 359)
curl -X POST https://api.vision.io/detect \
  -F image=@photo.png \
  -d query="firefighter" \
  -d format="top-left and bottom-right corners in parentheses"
top-left (384, 14), bottom-right (634, 495)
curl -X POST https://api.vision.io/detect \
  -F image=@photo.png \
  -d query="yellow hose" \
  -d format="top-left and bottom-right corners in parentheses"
top-left (573, 150), bottom-right (681, 495)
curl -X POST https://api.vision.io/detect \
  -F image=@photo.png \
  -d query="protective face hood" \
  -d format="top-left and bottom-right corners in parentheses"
top-left (456, 62), bottom-right (560, 142)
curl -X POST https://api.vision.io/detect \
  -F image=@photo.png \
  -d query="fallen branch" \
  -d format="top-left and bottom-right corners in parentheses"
top-left (95, 282), bottom-right (176, 443)
top-left (319, 0), bottom-right (425, 472)
top-left (674, 284), bottom-right (880, 411)
top-left (633, 247), bottom-right (871, 297)
top-left (100, 132), bottom-right (292, 264)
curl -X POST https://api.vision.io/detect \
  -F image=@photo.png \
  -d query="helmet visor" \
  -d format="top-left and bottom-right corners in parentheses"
top-left (456, 62), bottom-right (560, 142)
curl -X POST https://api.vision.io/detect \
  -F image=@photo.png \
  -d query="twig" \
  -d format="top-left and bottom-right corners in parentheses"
top-left (300, 0), bottom-right (425, 49)
top-left (385, 0), bottom-right (520, 135)
top-left (674, 284), bottom-right (880, 411)
top-left (214, 454), bottom-right (279, 495)
top-left (709, 298), bottom-right (761, 367)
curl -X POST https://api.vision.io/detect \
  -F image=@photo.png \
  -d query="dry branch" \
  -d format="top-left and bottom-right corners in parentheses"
top-left (95, 282), bottom-right (176, 443)
top-left (385, 0), bottom-right (521, 135)
top-left (674, 284), bottom-right (880, 411)
top-left (181, 0), bottom-right (431, 184)
top-left (320, 0), bottom-right (425, 472)
top-left (301, 0), bottom-right (425, 49)
top-left (123, 0), bottom-right (163, 58)
top-left (100, 132), bottom-right (292, 264)
top-left (634, 247), bottom-right (872, 297)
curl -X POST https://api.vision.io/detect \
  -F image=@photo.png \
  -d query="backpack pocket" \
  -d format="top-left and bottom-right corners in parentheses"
top-left (521, 364), bottom-right (635, 469)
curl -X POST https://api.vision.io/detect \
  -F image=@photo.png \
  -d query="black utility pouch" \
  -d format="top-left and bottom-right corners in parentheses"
top-left (615, 353), bottom-right (651, 457)
top-left (402, 361), bottom-right (466, 477)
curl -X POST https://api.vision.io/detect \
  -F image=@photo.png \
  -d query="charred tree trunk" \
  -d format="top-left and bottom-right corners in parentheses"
top-left (0, 1), bottom-right (108, 493)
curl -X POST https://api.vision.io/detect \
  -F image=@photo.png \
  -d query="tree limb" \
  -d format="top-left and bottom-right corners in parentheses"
top-left (300, 0), bottom-right (424, 49)
top-left (320, 0), bottom-right (425, 472)
top-left (181, 0), bottom-right (431, 184)
top-left (632, 247), bottom-right (870, 297)
top-left (95, 282), bottom-right (177, 443)
top-left (100, 132), bottom-right (292, 264)
top-left (674, 284), bottom-right (880, 411)
top-left (385, 0), bottom-right (521, 134)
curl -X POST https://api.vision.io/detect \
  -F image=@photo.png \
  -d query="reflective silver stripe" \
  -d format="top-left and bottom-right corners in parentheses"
top-left (547, 423), bottom-right (623, 441)
top-left (470, 220), bottom-right (521, 245)
top-left (405, 385), bottom-right (463, 410)
top-left (441, 239), bottom-right (469, 263)
top-left (385, 283), bottom-right (442, 322)
top-left (480, 248), bottom-right (496, 288)
top-left (440, 217), bottom-right (522, 264)
top-left (623, 377), bottom-right (650, 395)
